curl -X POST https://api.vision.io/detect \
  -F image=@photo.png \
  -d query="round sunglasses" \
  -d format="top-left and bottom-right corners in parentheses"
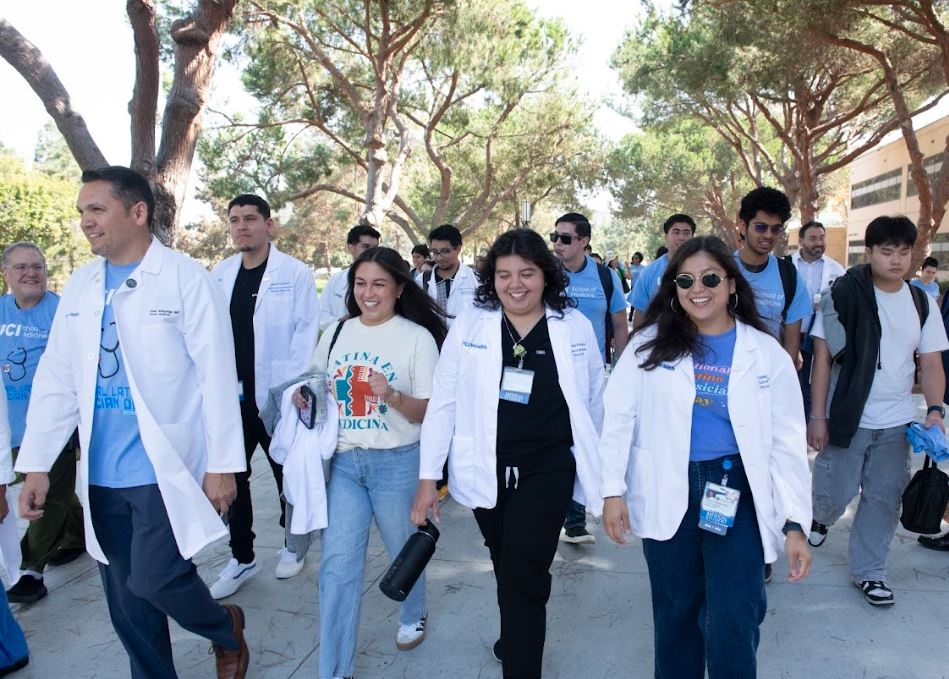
top-left (674, 273), bottom-right (727, 289)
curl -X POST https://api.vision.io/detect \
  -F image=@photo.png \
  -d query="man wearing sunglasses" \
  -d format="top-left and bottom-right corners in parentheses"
top-left (552, 212), bottom-right (627, 545)
top-left (629, 214), bottom-right (696, 329)
top-left (1, 243), bottom-right (85, 605)
top-left (735, 187), bottom-right (812, 367)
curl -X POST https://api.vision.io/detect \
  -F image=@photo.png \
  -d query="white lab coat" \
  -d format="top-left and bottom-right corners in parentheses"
top-left (598, 322), bottom-right (812, 563)
top-left (213, 244), bottom-right (319, 411)
top-left (15, 240), bottom-right (246, 563)
top-left (269, 383), bottom-right (337, 535)
top-left (791, 252), bottom-right (846, 294)
top-left (421, 262), bottom-right (478, 327)
top-left (318, 267), bottom-right (349, 332)
top-left (420, 305), bottom-right (605, 513)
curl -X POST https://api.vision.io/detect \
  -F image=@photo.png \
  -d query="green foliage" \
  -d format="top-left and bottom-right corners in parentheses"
top-left (0, 152), bottom-right (89, 289)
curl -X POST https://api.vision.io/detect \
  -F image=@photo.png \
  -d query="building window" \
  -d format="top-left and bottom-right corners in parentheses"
top-left (851, 168), bottom-right (903, 209)
top-left (907, 154), bottom-right (945, 196)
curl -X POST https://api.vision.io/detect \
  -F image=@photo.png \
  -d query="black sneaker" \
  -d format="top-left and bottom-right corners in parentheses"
top-left (6, 575), bottom-right (47, 604)
top-left (855, 579), bottom-right (894, 606)
top-left (492, 639), bottom-right (502, 663)
top-left (764, 563), bottom-right (773, 584)
top-left (560, 526), bottom-right (596, 545)
top-left (808, 520), bottom-right (829, 547)
top-left (47, 546), bottom-right (86, 567)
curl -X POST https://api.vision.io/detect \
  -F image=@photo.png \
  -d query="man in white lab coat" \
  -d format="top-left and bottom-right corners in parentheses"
top-left (210, 195), bottom-right (319, 595)
top-left (318, 224), bottom-right (380, 332)
top-left (14, 166), bottom-right (249, 679)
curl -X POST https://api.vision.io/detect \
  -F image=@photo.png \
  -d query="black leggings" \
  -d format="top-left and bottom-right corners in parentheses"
top-left (473, 447), bottom-right (575, 679)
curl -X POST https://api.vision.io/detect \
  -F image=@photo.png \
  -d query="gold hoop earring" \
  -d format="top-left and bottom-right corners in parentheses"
top-left (729, 292), bottom-right (738, 311)
top-left (670, 297), bottom-right (682, 313)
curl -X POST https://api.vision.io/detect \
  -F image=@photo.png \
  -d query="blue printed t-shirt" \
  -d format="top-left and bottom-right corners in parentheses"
top-left (564, 256), bottom-right (626, 361)
top-left (629, 254), bottom-right (668, 311)
top-left (88, 261), bottom-right (157, 487)
top-left (911, 278), bottom-right (940, 299)
top-left (0, 291), bottom-right (59, 447)
top-left (690, 326), bottom-right (739, 462)
top-left (733, 253), bottom-right (811, 338)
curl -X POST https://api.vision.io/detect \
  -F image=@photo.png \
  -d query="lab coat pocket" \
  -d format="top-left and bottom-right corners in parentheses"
top-left (627, 445), bottom-right (652, 526)
top-left (448, 434), bottom-right (475, 486)
top-left (142, 322), bottom-right (184, 374)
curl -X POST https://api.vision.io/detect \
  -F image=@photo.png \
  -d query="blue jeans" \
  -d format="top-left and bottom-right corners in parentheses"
top-left (0, 584), bottom-right (28, 669)
top-left (318, 443), bottom-right (426, 679)
top-left (642, 456), bottom-right (765, 679)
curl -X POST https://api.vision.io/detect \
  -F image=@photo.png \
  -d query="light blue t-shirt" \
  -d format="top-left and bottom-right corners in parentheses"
top-left (564, 256), bottom-right (626, 360)
top-left (0, 291), bottom-right (59, 447)
top-left (628, 263), bottom-right (645, 291)
top-left (690, 327), bottom-right (739, 462)
top-left (911, 278), bottom-right (939, 299)
top-left (88, 262), bottom-right (157, 488)
top-left (733, 254), bottom-right (811, 338)
top-left (629, 254), bottom-right (669, 311)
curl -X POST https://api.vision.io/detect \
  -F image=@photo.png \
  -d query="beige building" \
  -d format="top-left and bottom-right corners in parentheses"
top-left (847, 110), bottom-right (948, 268)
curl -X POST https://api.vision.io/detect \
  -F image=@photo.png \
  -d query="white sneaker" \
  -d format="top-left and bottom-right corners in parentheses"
top-left (209, 558), bottom-right (259, 600)
top-left (395, 615), bottom-right (427, 651)
top-left (274, 548), bottom-right (306, 579)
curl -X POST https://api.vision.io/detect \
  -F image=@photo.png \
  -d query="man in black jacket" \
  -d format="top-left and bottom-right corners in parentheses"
top-left (806, 216), bottom-right (948, 605)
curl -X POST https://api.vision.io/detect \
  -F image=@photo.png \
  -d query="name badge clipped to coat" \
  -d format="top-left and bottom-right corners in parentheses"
top-left (499, 366), bottom-right (534, 404)
top-left (698, 458), bottom-right (740, 535)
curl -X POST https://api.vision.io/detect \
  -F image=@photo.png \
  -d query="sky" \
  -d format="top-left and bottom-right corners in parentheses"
top-left (0, 1), bottom-right (640, 167)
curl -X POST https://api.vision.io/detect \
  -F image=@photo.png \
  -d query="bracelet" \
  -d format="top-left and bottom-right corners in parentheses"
top-left (386, 388), bottom-right (404, 408)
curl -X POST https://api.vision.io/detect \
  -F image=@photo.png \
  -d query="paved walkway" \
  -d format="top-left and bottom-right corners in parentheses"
top-left (5, 431), bottom-right (949, 678)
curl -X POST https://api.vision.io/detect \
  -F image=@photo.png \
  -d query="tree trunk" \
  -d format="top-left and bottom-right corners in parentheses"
top-left (0, 19), bottom-right (108, 170)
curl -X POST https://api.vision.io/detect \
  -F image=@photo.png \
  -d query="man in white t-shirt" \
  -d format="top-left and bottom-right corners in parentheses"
top-left (807, 215), bottom-right (949, 607)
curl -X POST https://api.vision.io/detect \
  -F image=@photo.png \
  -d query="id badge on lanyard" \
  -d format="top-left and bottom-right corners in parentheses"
top-left (499, 366), bottom-right (534, 404)
top-left (698, 458), bottom-right (741, 536)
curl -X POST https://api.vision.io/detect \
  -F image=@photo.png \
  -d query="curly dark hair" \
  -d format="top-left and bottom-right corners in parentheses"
top-left (345, 247), bottom-right (448, 349)
top-left (635, 236), bottom-right (768, 370)
top-left (474, 229), bottom-right (574, 316)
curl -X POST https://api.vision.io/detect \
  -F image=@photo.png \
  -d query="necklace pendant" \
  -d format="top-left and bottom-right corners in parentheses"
top-left (512, 343), bottom-right (526, 359)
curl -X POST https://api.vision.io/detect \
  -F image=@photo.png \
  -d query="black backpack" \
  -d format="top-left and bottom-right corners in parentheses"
top-left (900, 456), bottom-right (949, 534)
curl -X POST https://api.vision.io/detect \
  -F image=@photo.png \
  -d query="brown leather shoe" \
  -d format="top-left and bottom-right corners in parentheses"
top-left (214, 604), bottom-right (249, 679)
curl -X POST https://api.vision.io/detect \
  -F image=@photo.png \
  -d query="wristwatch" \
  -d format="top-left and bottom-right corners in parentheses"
top-left (927, 405), bottom-right (946, 418)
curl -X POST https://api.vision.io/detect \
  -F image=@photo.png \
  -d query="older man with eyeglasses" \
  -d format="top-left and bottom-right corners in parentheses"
top-left (0, 242), bottom-right (85, 605)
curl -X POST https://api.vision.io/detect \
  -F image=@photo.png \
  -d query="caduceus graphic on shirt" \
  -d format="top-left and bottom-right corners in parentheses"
top-left (334, 364), bottom-right (381, 417)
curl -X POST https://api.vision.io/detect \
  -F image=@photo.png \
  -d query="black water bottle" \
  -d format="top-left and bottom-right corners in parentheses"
top-left (379, 519), bottom-right (440, 601)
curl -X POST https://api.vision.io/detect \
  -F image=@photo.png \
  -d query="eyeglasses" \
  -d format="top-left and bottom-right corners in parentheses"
top-left (5, 264), bottom-right (45, 273)
top-left (674, 273), bottom-right (726, 290)
top-left (431, 247), bottom-right (455, 257)
top-left (751, 222), bottom-right (786, 235)
top-left (549, 232), bottom-right (575, 245)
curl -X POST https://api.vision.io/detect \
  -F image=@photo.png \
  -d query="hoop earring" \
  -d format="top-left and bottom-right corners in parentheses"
top-left (670, 297), bottom-right (682, 313)
top-left (729, 292), bottom-right (738, 311)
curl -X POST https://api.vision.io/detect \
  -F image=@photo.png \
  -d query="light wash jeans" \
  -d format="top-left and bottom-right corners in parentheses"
top-left (811, 424), bottom-right (911, 581)
top-left (318, 442), bottom-right (426, 679)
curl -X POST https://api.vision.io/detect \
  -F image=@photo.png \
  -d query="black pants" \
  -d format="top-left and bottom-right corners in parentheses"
top-left (228, 403), bottom-right (284, 564)
top-left (473, 447), bottom-right (575, 679)
top-left (90, 485), bottom-right (236, 679)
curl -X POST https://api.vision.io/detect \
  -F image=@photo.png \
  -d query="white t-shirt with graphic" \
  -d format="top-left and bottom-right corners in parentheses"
top-left (813, 282), bottom-right (949, 429)
top-left (313, 315), bottom-right (439, 452)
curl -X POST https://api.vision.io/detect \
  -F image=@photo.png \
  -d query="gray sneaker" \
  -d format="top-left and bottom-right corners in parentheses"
top-left (808, 520), bottom-right (828, 547)
top-left (561, 526), bottom-right (596, 545)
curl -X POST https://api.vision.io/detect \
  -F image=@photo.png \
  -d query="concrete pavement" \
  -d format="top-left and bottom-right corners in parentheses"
top-left (5, 441), bottom-right (949, 678)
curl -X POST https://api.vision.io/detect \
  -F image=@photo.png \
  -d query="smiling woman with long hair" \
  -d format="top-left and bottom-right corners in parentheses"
top-left (294, 246), bottom-right (447, 679)
top-left (412, 229), bottom-right (604, 678)
top-left (599, 236), bottom-right (813, 679)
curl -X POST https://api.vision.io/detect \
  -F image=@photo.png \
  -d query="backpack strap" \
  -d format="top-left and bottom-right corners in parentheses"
top-left (328, 319), bottom-right (346, 357)
top-left (776, 256), bottom-right (797, 323)
top-left (422, 270), bottom-right (432, 288)
top-left (595, 262), bottom-right (616, 342)
top-left (908, 282), bottom-right (930, 327)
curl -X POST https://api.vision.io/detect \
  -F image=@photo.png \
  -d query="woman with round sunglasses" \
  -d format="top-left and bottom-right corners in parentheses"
top-left (412, 229), bottom-right (604, 678)
top-left (599, 236), bottom-right (812, 679)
